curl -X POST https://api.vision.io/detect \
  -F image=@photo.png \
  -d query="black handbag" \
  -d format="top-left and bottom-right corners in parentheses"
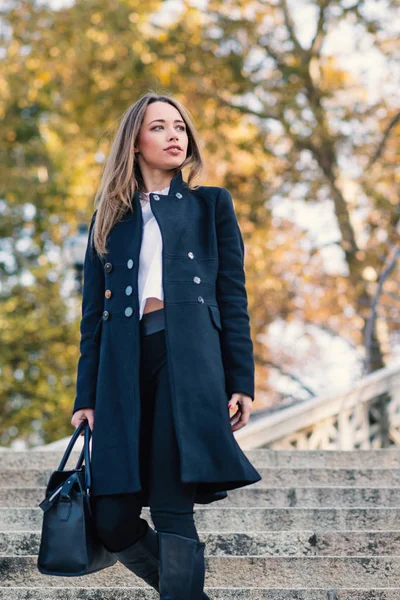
top-left (37, 420), bottom-right (117, 576)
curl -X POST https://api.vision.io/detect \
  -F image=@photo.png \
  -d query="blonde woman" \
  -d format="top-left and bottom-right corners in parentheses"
top-left (71, 92), bottom-right (261, 599)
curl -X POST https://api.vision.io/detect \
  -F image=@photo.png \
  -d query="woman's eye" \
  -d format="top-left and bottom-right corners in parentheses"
top-left (151, 125), bottom-right (186, 131)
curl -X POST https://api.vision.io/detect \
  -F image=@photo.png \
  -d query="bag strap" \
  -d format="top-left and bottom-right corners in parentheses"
top-left (57, 421), bottom-right (92, 491)
top-left (83, 421), bottom-right (92, 491)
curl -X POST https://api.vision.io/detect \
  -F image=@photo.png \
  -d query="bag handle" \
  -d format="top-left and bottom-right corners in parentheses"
top-left (39, 421), bottom-right (93, 513)
top-left (57, 420), bottom-right (92, 491)
top-left (74, 421), bottom-right (92, 491)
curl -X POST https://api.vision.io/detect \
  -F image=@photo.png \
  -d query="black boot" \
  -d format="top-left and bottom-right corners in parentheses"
top-left (158, 531), bottom-right (207, 600)
top-left (110, 519), bottom-right (160, 591)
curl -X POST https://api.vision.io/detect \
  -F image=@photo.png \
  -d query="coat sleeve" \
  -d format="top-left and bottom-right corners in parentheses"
top-left (72, 210), bottom-right (105, 415)
top-left (215, 187), bottom-right (255, 401)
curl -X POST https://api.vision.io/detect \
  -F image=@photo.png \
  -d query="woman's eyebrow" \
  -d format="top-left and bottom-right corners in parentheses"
top-left (148, 119), bottom-right (185, 125)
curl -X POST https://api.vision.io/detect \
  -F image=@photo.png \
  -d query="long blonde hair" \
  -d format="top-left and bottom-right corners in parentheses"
top-left (91, 92), bottom-right (205, 259)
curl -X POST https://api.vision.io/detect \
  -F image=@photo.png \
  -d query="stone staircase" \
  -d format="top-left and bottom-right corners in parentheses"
top-left (1, 448), bottom-right (400, 598)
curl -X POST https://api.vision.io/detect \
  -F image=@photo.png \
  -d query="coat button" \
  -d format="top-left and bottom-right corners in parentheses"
top-left (198, 296), bottom-right (204, 303)
top-left (188, 251), bottom-right (194, 259)
top-left (153, 194), bottom-right (160, 201)
top-left (125, 307), bottom-right (133, 317)
top-left (175, 192), bottom-right (183, 199)
top-left (104, 262), bottom-right (113, 273)
top-left (193, 276), bottom-right (201, 284)
top-left (127, 259), bottom-right (134, 269)
top-left (103, 310), bottom-right (110, 320)
top-left (125, 285), bottom-right (133, 296)
top-left (105, 289), bottom-right (112, 299)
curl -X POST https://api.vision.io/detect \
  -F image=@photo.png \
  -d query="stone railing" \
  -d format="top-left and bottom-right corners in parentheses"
top-left (4, 363), bottom-right (400, 454)
top-left (235, 362), bottom-right (400, 450)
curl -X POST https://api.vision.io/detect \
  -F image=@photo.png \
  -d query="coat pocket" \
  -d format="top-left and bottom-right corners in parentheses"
top-left (92, 316), bottom-right (103, 344)
top-left (208, 304), bottom-right (222, 331)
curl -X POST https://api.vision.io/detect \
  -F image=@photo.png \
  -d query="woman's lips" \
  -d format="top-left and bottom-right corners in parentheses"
top-left (165, 148), bottom-right (182, 154)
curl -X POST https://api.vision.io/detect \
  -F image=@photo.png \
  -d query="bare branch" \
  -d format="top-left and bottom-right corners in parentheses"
top-left (195, 90), bottom-right (281, 122)
top-left (279, 0), bottom-right (303, 55)
top-left (309, 239), bottom-right (342, 257)
top-left (255, 356), bottom-right (316, 397)
top-left (303, 320), bottom-right (359, 351)
top-left (365, 245), bottom-right (400, 370)
top-left (310, 0), bottom-right (330, 55)
top-left (368, 109), bottom-right (400, 168)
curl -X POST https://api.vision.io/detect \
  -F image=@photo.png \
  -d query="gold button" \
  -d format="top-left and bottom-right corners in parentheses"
top-left (105, 289), bottom-right (112, 298)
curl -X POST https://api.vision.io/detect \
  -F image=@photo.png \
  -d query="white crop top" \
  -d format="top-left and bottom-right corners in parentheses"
top-left (138, 185), bottom-right (170, 320)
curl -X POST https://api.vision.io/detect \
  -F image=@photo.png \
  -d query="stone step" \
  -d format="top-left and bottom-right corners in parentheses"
top-left (1, 507), bottom-right (399, 532)
top-left (0, 588), bottom-right (400, 599)
top-left (220, 487), bottom-right (400, 508)
top-left (2, 467), bottom-right (400, 488)
top-left (2, 556), bottom-right (400, 587)
top-left (251, 469), bottom-right (400, 487)
top-left (247, 449), bottom-right (400, 469)
top-left (1, 486), bottom-right (400, 509)
top-left (2, 530), bottom-right (400, 557)
top-left (2, 449), bottom-right (400, 469)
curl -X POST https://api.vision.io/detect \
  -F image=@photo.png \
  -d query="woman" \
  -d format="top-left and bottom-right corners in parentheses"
top-left (71, 92), bottom-right (262, 599)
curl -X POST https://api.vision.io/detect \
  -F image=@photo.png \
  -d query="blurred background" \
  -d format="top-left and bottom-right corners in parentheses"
top-left (1, 0), bottom-right (399, 449)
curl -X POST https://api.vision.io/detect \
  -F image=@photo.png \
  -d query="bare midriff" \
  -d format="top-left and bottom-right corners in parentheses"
top-left (143, 297), bottom-right (164, 314)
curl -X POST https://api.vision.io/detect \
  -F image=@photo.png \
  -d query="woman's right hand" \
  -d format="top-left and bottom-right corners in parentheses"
top-left (71, 408), bottom-right (95, 435)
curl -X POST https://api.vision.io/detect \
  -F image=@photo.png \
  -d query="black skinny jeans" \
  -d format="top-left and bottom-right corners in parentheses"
top-left (91, 308), bottom-right (200, 552)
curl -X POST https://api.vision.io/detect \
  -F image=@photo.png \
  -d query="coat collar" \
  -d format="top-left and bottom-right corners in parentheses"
top-left (119, 170), bottom-right (188, 224)
top-left (133, 169), bottom-right (187, 203)
top-left (120, 171), bottom-right (189, 223)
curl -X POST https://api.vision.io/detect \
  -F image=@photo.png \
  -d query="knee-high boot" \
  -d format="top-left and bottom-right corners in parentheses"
top-left (112, 520), bottom-right (210, 598)
top-left (110, 518), bottom-right (160, 591)
top-left (158, 531), bottom-right (207, 600)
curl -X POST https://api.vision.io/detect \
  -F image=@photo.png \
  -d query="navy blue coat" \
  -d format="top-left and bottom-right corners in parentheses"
top-left (72, 170), bottom-right (262, 505)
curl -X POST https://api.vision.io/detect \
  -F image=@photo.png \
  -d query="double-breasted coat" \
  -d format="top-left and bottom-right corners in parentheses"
top-left (72, 169), bottom-right (262, 506)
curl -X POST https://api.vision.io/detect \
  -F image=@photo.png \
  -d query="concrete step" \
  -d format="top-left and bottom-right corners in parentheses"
top-left (247, 449), bottom-right (400, 469)
top-left (2, 556), bottom-right (400, 587)
top-left (2, 449), bottom-right (400, 469)
top-left (2, 467), bottom-right (400, 488)
top-left (1, 588), bottom-right (400, 599)
top-left (1, 507), bottom-right (400, 532)
top-left (2, 530), bottom-right (400, 557)
top-left (2, 449), bottom-right (400, 597)
top-left (220, 487), bottom-right (400, 508)
top-left (1, 486), bottom-right (400, 508)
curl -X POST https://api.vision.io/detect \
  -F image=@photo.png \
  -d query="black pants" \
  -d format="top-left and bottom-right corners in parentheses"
top-left (92, 308), bottom-right (199, 552)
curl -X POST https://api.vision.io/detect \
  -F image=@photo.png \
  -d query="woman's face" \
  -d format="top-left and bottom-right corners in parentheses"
top-left (134, 101), bottom-right (188, 171)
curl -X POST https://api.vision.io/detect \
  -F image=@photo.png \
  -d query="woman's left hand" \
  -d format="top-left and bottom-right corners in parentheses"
top-left (228, 393), bottom-right (253, 432)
